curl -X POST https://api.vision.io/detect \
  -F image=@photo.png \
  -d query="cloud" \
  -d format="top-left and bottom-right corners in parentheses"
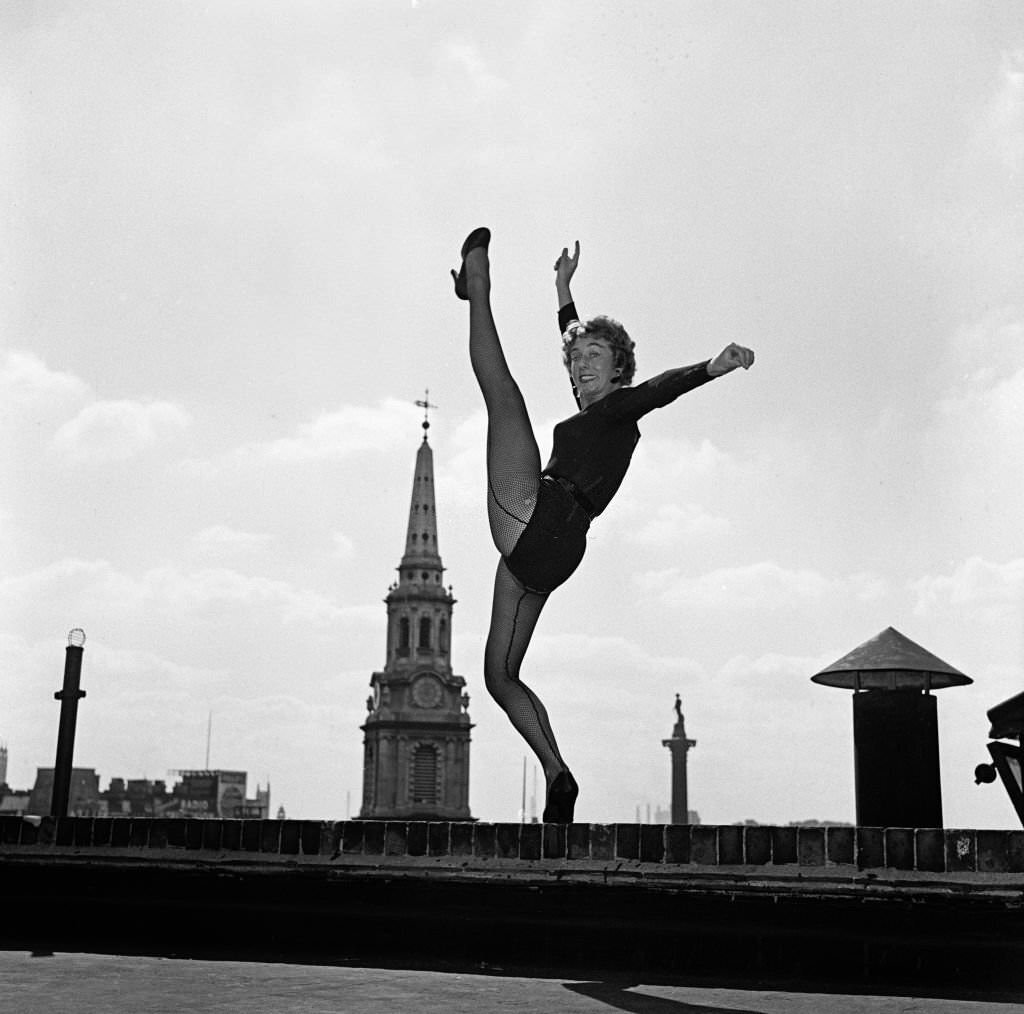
top-left (0, 507), bottom-right (20, 563)
top-left (925, 312), bottom-right (1024, 545)
top-left (435, 411), bottom-right (487, 517)
top-left (0, 350), bottom-right (89, 407)
top-left (259, 68), bottom-right (394, 178)
top-left (1, 350), bottom-right (196, 468)
top-left (911, 556), bottom-right (1024, 614)
top-left (622, 435), bottom-right (733, 486)
top-left (718, 649), bottom-right (842, 698)
top-left (908, 557), bottom-right (1024, 675)
top-left (0, 558), bottom-right (353, 629)
top-left (90, 642), bottom-right (230, 692)
top-left (847, 572), bottom-right (890, 602)
top-left (0, 557), bottom-right (122, 603)
top-left (985, 49), bottom-right (1024, 170)
top-left (143, 566), bottom-right (348, 626)
top-left (332, 532), bottom-right (355, 559)
top-left (50, 399), bottom-right (192, 463)
top-left (591, 434), bottom-right (738, 542)
top-left (191, 525), bottom-right (273, 556)
top-left (940, 362), bottom-right (1024, 431)
top-left (232, 398), bottom-right (420, 464)
top-left (440, 41), bottom-right (509, 101)
top-left (531, 631), bottom-right (705, 679)
top-left (625, 503), bottom-right (731, 545)
top-left (636, 560), bottom-right (841, 611)
top-left (937, 312), bottom-right (1024, 426)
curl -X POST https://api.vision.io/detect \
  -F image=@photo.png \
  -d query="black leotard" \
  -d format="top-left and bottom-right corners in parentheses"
top-left (503, 303), bottom-right (716, 595)
top-left (544, 301), bottom-right (715, 515)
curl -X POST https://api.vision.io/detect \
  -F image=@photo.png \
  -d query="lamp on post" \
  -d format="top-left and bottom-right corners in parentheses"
top-left (51, 628), bottom-right (87, 818)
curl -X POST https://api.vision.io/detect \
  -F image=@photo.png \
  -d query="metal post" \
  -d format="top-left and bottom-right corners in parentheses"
top-left (51, 629), bottom-right (87, 818)
top-left (520, 756), bottom-right (526, 825)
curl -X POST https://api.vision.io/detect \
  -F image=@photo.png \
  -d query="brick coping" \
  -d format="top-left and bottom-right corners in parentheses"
top-left (3, 816), bottom-right (1024, 879)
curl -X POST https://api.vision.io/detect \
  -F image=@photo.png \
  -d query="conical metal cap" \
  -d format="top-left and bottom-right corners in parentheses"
top-left (811, 626), bottom-right (972, 690)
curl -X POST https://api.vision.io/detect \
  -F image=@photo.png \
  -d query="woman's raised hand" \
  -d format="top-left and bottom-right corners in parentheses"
top-left (554, 240), bottom-right (580, 287)
top-left (708, 342), bottom-right (755, 376)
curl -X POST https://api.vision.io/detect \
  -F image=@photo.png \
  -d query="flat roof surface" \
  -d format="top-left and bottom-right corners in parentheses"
top-left (1, 951), bottom-right (1021, 1013)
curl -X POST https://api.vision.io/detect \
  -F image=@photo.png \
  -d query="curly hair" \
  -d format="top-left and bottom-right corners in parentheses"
top-left (561, 315), bottom-right (637, 387)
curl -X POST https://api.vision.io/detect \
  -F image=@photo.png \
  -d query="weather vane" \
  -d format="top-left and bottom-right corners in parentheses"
top-left (415, 389), bottom-right (438, 438)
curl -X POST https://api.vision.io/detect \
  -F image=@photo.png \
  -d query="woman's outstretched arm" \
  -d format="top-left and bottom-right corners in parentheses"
top-left (613, 342), bottom-right (755, 420)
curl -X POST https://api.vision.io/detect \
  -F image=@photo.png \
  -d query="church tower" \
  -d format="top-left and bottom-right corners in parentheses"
top-left (359, 402), bottom-right (473, 820)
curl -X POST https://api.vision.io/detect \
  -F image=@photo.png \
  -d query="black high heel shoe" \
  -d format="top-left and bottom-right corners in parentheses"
top-left (451, 227), bottom-right (491, 300)
top-left (542, 770), bottom-right (579, 824)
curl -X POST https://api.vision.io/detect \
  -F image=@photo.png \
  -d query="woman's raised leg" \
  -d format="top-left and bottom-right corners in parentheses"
top-left (459, 235), bottom-right (542, 557)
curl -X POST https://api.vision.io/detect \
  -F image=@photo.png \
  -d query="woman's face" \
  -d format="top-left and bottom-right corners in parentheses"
top-left (569, 337), bottom-right (618, 405)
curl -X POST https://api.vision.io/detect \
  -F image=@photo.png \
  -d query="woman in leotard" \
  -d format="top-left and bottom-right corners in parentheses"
top-left (451, 228), bottom-right (754, 822)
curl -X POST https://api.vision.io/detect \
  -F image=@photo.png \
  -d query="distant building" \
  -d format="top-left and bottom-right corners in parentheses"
top-left (102, 777), bottom-right (171, 817)
top-left (788, 819), bottom-right (854, 827)
top-left (0, 792), bottom-right (32, 816)
top-left (162, 770), bottom-right (261, 819)
top-left (360, 410), bottom-right (473, 820)
top-left (25, 768), bottom-right (270, 818)
top-left (637, 804), bottom-right (699, 825)
top-left (735, 819), bottom-right (854, 827)
top-left (28, 767), bottom-right (101, 816)
top-left (0, 744), bottom-right (32, 815)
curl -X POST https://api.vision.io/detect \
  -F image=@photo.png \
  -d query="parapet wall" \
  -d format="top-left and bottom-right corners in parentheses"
top-left (3, 816), bottom-right (1024, 989)
top-left (3, 814), bottom-right (1024, 879)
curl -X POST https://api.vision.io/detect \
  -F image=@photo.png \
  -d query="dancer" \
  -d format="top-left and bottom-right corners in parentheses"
top-left (452, 228), bottom-right (753, 822)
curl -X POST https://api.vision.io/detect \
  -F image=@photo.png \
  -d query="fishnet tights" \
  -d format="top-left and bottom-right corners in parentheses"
top-left (484, 560), bottom-right (568, 782)
top-left (487, 473), bottom-right (537, 557)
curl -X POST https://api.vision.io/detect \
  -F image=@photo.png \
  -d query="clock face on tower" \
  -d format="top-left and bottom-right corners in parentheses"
top-left (411, 674), bottom-right (443, 709)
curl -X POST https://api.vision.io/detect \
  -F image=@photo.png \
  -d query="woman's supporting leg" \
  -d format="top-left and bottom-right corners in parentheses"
top-left (463, 244), bottom-right (542, 556)
top-left (484, 559), bottom-right (572, 791)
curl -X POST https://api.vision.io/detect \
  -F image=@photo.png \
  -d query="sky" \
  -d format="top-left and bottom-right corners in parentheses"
top-left (2, 1), bottom-right (1023, 828)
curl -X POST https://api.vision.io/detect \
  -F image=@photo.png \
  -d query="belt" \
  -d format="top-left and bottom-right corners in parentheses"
top-left (542, 473), bottom-right (597, 521)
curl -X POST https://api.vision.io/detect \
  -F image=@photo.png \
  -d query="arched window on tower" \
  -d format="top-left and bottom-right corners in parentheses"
top-left (411, 744), bottom-right (438, 805)
top-left (419, 616), bottom-right (431, 651)
top-left (439, 618), bottom-right (449, 653)
top-left (398, 616), bottom-right (410, 656)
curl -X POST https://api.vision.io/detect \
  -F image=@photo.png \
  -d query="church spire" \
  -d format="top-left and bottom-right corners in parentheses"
top-left (415, 390), bottom-right (437, 442)
top-left (400, 391), bottom-right (442, 573)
